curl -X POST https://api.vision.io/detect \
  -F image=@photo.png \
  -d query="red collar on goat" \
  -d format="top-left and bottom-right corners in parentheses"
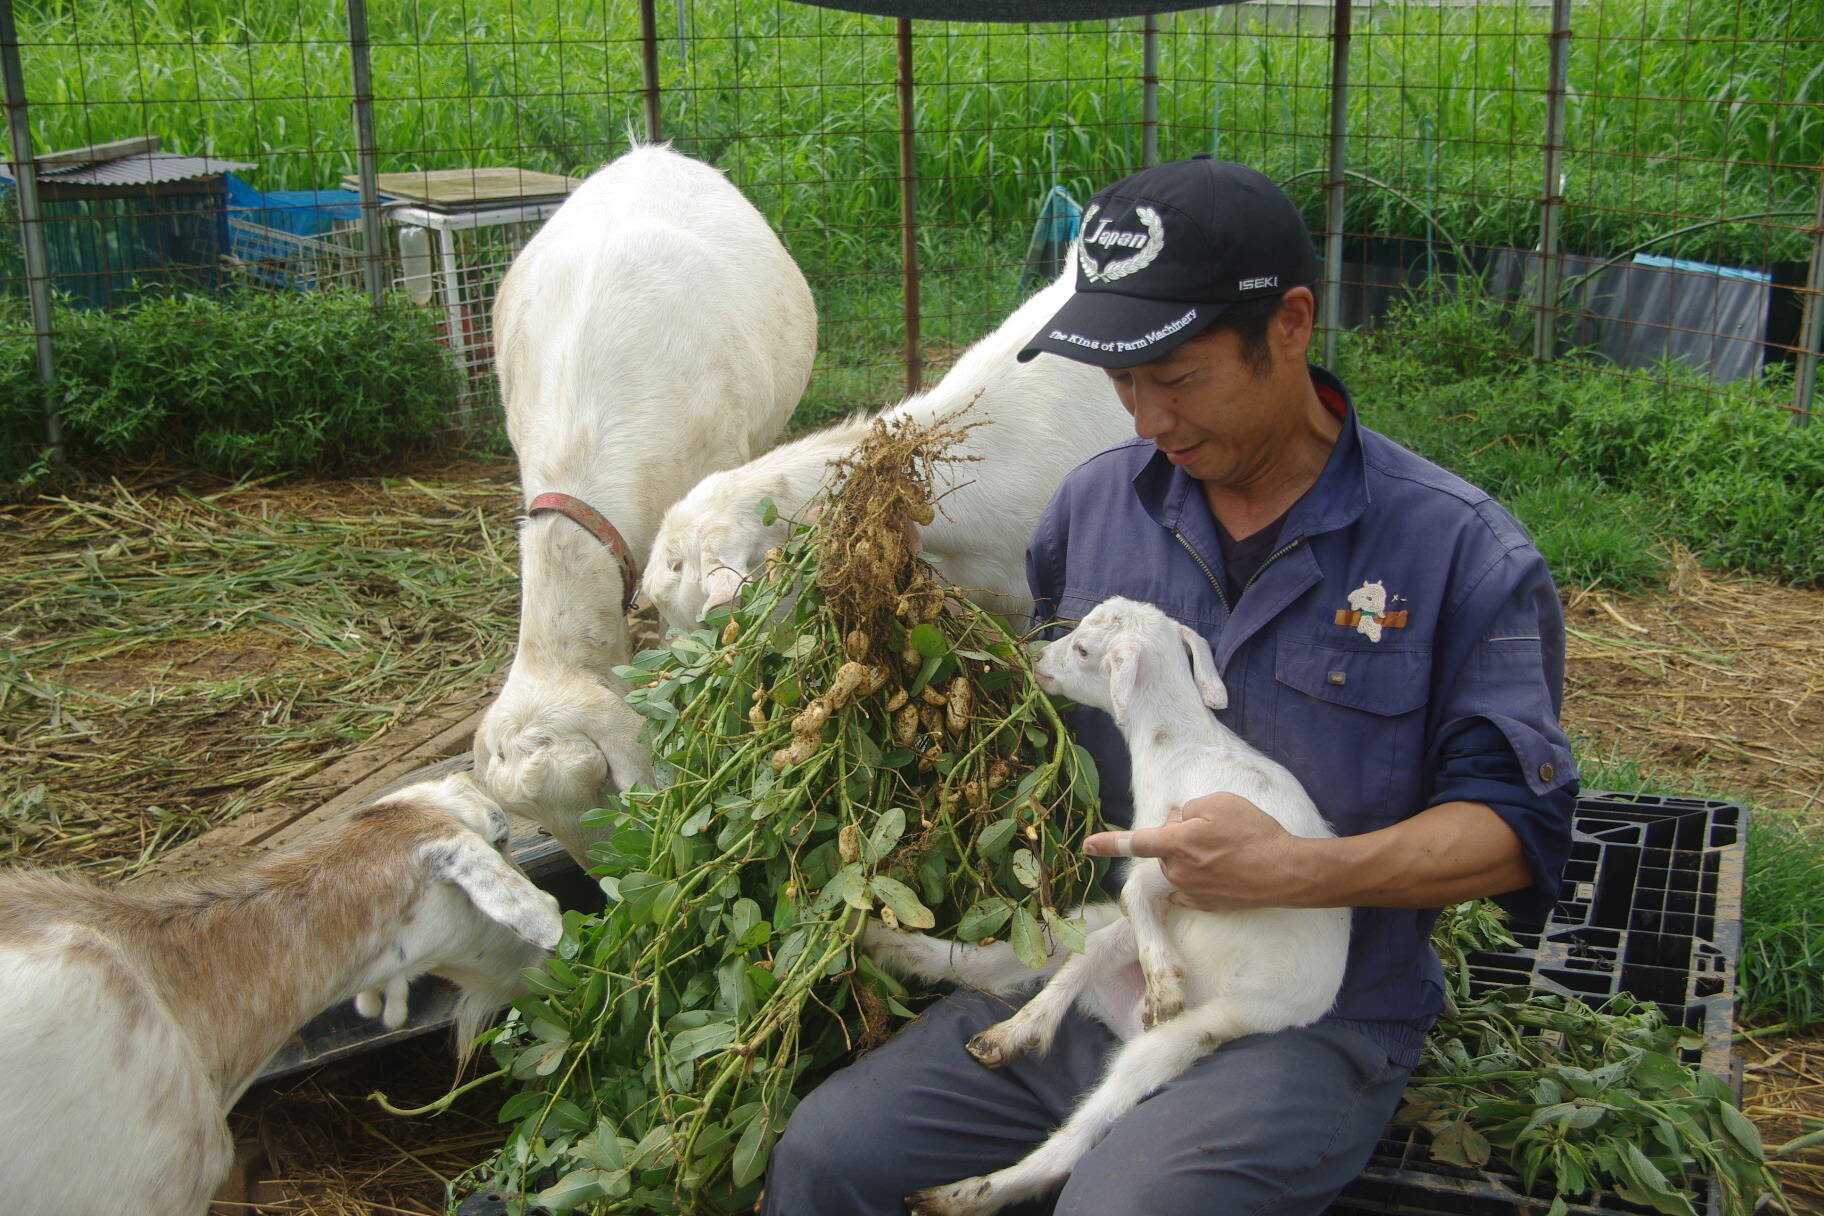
top-left (527, 492), bottom-right (640, 611)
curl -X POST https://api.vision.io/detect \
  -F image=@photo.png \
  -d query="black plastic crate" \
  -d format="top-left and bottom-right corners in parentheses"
top-left (1332, 792), bottom-right (1748, 1216)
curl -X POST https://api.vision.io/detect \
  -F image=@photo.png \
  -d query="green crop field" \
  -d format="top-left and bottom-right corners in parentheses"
top-left (15, 0), bottom-right (1817, 275)
top-left (15, 0), bottom-right (1812, 424)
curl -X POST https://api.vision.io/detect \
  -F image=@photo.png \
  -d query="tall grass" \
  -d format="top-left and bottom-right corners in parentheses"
top-left (11, 0), bottom-right (1816, 273)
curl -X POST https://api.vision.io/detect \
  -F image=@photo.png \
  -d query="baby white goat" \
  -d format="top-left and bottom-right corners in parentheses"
top-left (643, 267), bottom-right (1130, 631)
top-left (474, 143), bottom-right (817, 863)
top-left (0, 771), bottom-right (561, 1216)
top-left (870, 597), bottom-right (1351, 1216)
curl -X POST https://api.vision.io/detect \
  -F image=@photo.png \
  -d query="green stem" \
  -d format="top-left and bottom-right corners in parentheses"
top-left (367, 1066), bottom-right (505, 1116)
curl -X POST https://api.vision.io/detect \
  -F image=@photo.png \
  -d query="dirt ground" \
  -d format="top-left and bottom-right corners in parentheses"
top-left (1560, 553), bottom-right (1824, 820)
top-left (7, 458), bottom-right (1820, 1213)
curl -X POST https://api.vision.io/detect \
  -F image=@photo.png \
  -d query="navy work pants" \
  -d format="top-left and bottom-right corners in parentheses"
top-left (762, 988), bottom-right (1410, 1216)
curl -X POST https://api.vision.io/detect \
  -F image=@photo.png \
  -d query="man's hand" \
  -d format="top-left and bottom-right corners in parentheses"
top-left (1082, 791), bottom-right (1318, 910)
top-left (1083, 796), bottom-right (1536, 912)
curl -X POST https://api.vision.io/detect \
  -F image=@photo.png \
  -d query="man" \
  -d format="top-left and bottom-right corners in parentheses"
top-left (763, 155), bottom-right (1576, 1216)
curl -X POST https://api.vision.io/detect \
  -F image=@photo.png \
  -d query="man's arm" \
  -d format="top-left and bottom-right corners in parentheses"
top-left (1084, 794), bottom-right (1533, 911)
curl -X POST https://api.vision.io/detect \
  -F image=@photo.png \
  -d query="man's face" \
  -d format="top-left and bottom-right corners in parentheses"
top-left (1104, 326), bottom-right (1286, 489)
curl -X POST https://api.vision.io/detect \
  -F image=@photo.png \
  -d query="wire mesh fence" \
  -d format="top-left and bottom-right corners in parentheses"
top-left (2, 0), bottom-right (1818, 446)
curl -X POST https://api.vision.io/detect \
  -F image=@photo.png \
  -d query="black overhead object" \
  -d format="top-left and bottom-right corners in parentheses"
top-left (791, 1), bottom-right (1238, 20)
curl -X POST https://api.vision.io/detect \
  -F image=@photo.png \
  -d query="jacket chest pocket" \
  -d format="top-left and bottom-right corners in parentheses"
top-left (1271, 637), bottom-right (1432, 829)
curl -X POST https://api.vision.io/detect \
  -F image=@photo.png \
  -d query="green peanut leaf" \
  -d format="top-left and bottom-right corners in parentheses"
top-left (1714, 1100), bottom-right (1766, 1161)
top-left (732, 1117), bottom-right (776, 1186)
top-left (536, 1168), bottom-right (614, 1210)
top-left (1043, 907), bottom-right (1087, 954)
top-left (840, 867), bottom-right (873, 910)
top-left (957, 897), bottom-right (1013, 941)
top-left (498, 1090), bottom-right (549, 1123)
top-left (977, 818), bottom-right (1017, 858)
top-left (1430, 1119), bottom-right (1492, 1169)
top-left (668, 1021), bottom-right (737, 1063)
top-left (1631, 1051), bottom-right (1688, 1092)
top-left (811, 863), bottom-right (865, 917)
top-left (574, 1120), bottom-right (628, 1171)
top-left (1010, 906), bottom-right (1047, 970)
top-left (868, 807), bottom-right (906, 862)
top-left (907, 623), bottom-right (948, 658)
top-left (870, 875), bottom-right (937, 929)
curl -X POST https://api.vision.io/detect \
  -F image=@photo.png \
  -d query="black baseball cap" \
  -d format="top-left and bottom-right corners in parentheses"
top-left (1017, 155), bottom-right (1318, 368)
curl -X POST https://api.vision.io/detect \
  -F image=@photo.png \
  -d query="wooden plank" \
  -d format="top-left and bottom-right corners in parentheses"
top-left (141, 697), bottom-right (492, 883)
top-left (36, 135), bottom-right (163, 168)
top-left (343, 167), bottom-right (582, 207)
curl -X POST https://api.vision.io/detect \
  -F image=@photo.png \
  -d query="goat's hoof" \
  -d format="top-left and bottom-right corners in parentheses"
top-left (964, 1032), bottom-right (1007, 1068)
top-left (1143, 993), bottom-right (1185, 1029)
top-left (905, 1176), bottom-right (994, 1216)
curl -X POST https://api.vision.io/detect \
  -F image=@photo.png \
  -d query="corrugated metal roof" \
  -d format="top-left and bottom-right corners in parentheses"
top-left (0, 150), bottom-right (254, 187)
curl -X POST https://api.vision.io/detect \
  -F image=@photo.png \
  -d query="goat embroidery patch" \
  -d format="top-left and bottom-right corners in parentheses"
top-left (1334, 580), bottom-right (1409, 643)
top-left (1077, 205), bottom-right (1166, 283)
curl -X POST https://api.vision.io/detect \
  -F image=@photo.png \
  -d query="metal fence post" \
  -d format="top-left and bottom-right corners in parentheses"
top-left (1534, 0), bottom-right (1572, 363)
top-left (896, 17), bottom-right (922, 396)
top-left (1793, 172), bottom-right (1823, 424)
top-left (640, 0), bottom-right (664, 143)
top-left (1141, 13), bottom-right (1160, 168)
top-left (0, 0), bottom-right (62, 464)
top-left (344, 0), bottom-right (386, 306)
top-left (1321, 0), bottom-right (1351, 369)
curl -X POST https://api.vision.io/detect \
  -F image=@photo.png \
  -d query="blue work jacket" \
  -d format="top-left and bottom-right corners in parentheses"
top-left (1025, 366), bottom-right (1577, 1064)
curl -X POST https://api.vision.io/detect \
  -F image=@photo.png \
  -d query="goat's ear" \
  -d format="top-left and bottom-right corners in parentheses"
top-left (1175, 623), bottom-right (1227, 710)
top-left (1101, 640), bottom-right (1143, 728)
top-left (700, 565), bottom-right (743, 615)
top-left (426, 835), bottom-right (562, 950)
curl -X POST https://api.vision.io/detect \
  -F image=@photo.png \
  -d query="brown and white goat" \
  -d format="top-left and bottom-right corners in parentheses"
top-left (0, 771), bottom-right (561, 1216)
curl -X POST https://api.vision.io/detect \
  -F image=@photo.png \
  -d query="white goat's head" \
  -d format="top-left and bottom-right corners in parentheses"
top-left (349, 771), bottom-right (563, 1053)
top-left (646, 472), bottom-right (792, 635)
top-left (471, 670), bottom-right (653, 864)
top-left (1032, 597), bottom-right (1227, 728)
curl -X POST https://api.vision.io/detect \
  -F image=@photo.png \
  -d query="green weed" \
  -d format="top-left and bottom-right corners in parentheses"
top-left (1, 288), bottom-right (464, 478)
top-left (9, 0), bottom-right (1814, 271)
top-left (1739, 816), bottom-right (1824, 1030)
top-left (1341, 293), bottom-right (1823, 588)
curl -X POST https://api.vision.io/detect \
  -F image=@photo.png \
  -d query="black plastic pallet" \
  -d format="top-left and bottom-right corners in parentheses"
top-left (1331, 791), bottom-right (1748, 1216)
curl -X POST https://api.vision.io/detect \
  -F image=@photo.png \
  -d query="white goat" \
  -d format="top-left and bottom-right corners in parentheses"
top-left (473, 144), bottom-right (817, 863)
top-left (644, 267), bottom-right (1129, 631)
top-left (869, 597), bottom-right (1352, 1216)
top-left (0, 771), bottom-right (561, 1216)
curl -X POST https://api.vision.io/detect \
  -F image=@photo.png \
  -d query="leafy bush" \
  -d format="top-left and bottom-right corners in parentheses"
top-left (1, 288), bottom-right (466, 480)
top-left (1341, 294), bottom-right (1824, 588)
